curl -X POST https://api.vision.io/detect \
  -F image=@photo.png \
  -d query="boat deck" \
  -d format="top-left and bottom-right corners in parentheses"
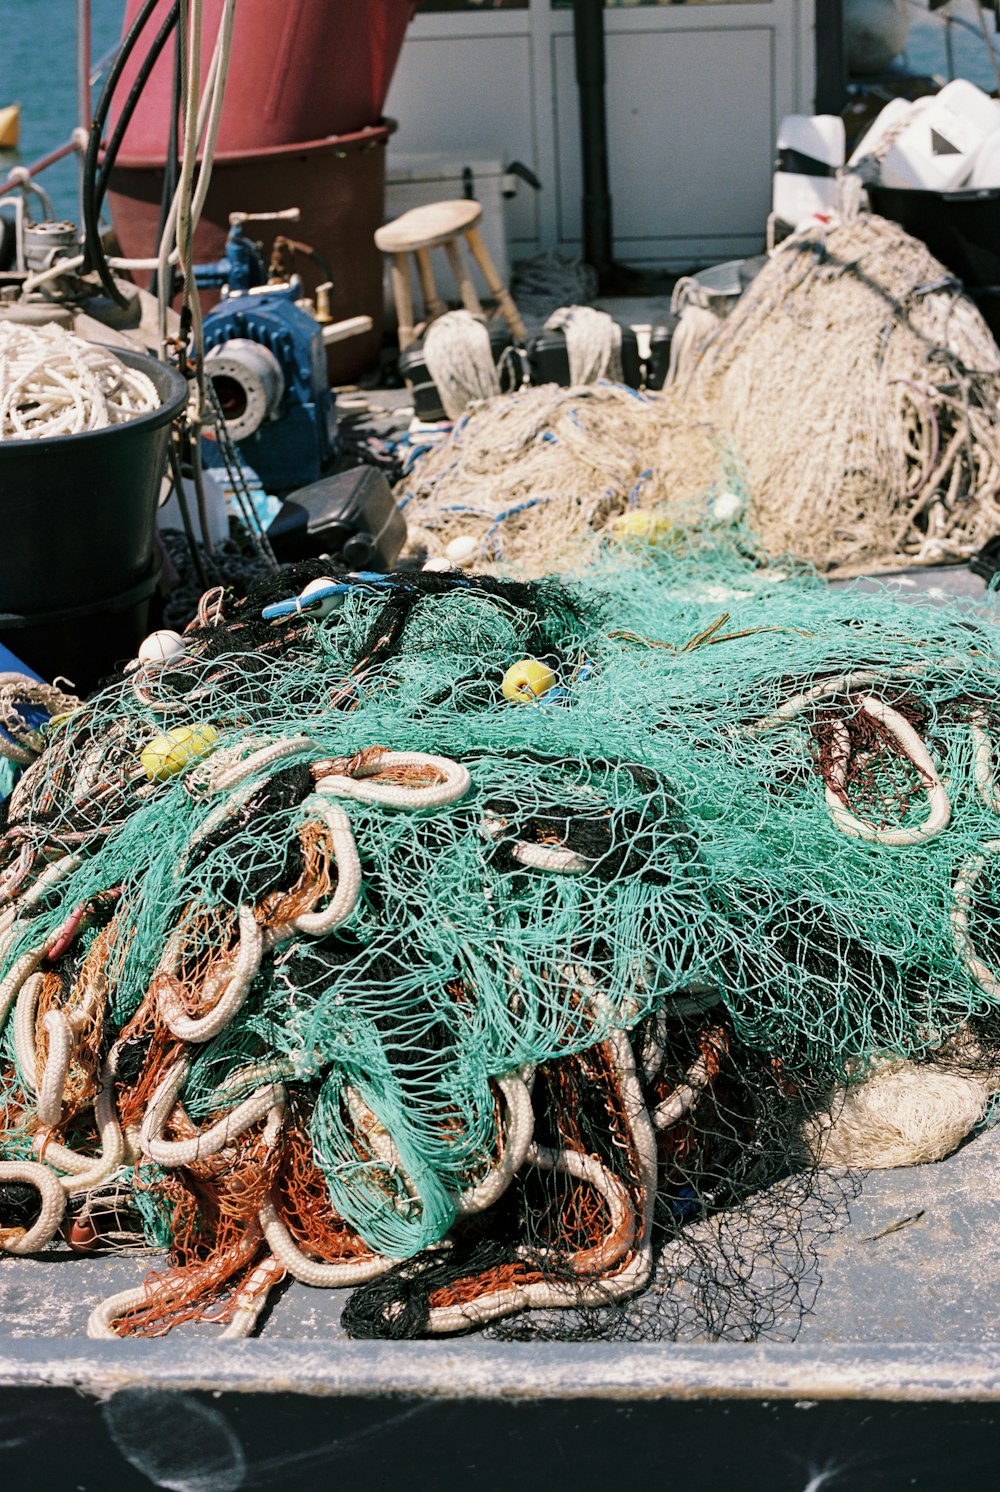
top-left (1, 566), bottom-right (999, 1489)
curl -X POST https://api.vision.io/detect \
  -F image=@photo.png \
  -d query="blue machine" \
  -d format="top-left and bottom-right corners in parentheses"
top-left (193, 218), bottom-right (269, 297)
top-left (197, 215), bottom-right (337, 493)
top-left (201, 280), bottom-right (338, 492)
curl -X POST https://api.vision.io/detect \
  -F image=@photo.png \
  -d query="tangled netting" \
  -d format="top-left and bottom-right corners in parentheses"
top-left (2, 543), bottom-right (1000, 1340)
top-left (687, 212), bottom-right (1000, 575)
top-left (403, 214), bottom-right (1000, 581)
top-left (399, 382), bottom-right (727, 575)
top-left (0, 322), bottom-right (160, 440)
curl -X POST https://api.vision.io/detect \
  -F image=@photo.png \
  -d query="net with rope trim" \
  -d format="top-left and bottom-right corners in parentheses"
top-left (0, 542), bottom-right (999, 1337)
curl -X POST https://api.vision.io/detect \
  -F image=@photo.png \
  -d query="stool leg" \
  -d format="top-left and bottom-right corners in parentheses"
top-left (390, 252), bottom-right (416, 350)
top-left (444, 238), bottom-right (483, 318)
top-left (464, 226), bottom-right (526, 344)
top-left (415, 248), bottom-right (447, 324)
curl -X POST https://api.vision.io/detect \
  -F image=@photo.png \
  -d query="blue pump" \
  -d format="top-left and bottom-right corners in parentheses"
top-left (202, 280), bottom-right (337, 493)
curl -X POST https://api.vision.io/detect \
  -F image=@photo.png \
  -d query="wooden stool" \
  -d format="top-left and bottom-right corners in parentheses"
top-left (374, 199), bottom-right (526, 351)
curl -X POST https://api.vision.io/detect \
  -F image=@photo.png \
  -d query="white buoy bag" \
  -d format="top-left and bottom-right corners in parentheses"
top-left (772, 114), bottom-right (845, 237)
top-left (852, 81), bottom-right (1000, 193)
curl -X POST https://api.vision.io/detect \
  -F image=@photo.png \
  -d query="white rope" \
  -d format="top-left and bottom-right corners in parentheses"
top-left (653, 1048), bottom-right (714, 1130)
top-left (157, 903), bottom-right (264, 1044)
top-left (312, 750), bottom-right (471, 810)
top-left (36, 1009), bottom-right (72, 1129)
top-left (0, 1160), bottom-right (66, 1255)
top-left (0, 322), bottom-right (158, 440)
top-left (479, 810), bottom-right (592, 874)
top-left (218, 1252), bottom-right (286, 1339)
top-left (139, 1059), bottom-right (285, 1167)
top-left (543, 305), bottom-right (622, 386)
top-left (35, 1051), bottom-right (126, 1193)
top-left (422, 311), bottom-right (501, 421)
top-left (455, 1074), bottom-right (535, 1216)
top-left (971, 714), bottom-right (1000, 815)
top-left (284, 802), bottom-right (362, 938)
top-left (87, 1285), bottom-right (152, 1339)
top-left (951, 839), bottom-right (1000, 999)
top-left (258, 1195), bottom-right (395, 1288)
top-left (823, 696), bottom-right (951, 847)
top-left (426, 1030), bottom-right (657, 1333)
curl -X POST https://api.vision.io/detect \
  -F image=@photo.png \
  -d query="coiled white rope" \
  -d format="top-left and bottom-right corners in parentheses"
top-left (422, 310), bottom-right (501, 421)
top-left (823, 696), bottom-right (951, 847)
top-left (543, 305), bottom-right (622, 386)
top-left (0, 322), bottom-right (159, 440)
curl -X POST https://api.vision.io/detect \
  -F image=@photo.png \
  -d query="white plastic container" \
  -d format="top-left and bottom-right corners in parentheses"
top-left (873, 81), bottom-right (999, 192)
top-left (969, 112), bottom-right (1000, 188)
top-left (772, 114), bottom-right (845, 231)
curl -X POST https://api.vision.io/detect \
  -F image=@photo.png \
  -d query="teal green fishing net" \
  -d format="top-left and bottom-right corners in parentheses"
top-left (0, 542), bottom-right (998, 1338)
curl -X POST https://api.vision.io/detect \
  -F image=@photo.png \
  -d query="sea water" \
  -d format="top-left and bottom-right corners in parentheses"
top-left (0, 0), bottom-right (123, 221)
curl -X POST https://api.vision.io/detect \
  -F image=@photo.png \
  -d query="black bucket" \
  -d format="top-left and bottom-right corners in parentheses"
top-left (0, 346), bottom-right (187, 614)
top-left (0, 560), bottom-right (162, 694)
top-left (867, 185), bottom-right (1000, 343)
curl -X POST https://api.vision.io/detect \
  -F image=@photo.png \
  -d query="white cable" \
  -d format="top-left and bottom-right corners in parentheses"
top-left (0, 1161), bottom-right (66, 1255)
top-left (823, 696), bottom-right (951, 846)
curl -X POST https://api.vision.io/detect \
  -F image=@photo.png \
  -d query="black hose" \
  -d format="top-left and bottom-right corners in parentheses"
top-left (95, 1), bottom-right (180, 211)
top-left (168, 439), bottom-right (209, 592)
top-left (81, 0), bottom-right (167, 304)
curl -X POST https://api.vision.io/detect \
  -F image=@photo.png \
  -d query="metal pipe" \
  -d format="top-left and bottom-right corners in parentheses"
top-left (814, 0), bottom-right (847, 114)
top-left (572, 0), bottom-right (613, 280)
top-left (0, 141), bottom-right (80, 199)
top-left (77, 0), bottom-right (92, 203)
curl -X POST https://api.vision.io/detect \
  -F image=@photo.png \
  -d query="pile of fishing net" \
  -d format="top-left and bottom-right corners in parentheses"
top-left (399, 382), bottom-right (731, 577)
top-left (402, 213), bottom-right (1000, 579)
top-left (2, 545), bottom-right (1000, 1340)
top-left (686, 211), bottom-right (1000, 575)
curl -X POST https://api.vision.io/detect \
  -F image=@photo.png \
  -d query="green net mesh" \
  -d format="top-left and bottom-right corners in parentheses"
top-left (1, 541), bottom-right (999, 1337)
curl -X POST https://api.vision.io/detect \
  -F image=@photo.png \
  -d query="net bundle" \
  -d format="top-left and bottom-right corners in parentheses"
top-left (686, 212), bottom-right (1000, 575)
top-left (403, 213), bottom-right (1000, 582)
top-left (399, 382), bottom-right (727, 576)
top-left (1, 544), bottom-right (999, 1339)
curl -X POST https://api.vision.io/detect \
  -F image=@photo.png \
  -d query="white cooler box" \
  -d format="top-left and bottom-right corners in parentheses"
top-left (382, 153), bottom-right (517, 326)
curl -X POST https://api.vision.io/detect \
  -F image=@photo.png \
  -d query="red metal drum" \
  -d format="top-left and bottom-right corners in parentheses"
top-left (111, 0), bottom-right (416, 160)
top-left (106, 122), bottom-right (395, 383)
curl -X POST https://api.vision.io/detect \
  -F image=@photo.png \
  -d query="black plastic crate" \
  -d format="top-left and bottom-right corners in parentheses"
top-left (266, 466), bottom-right (406, 569)
top-left (527, 322), bottom-right (643, 389)
top-left (399, 322), bottom-right (518, 422)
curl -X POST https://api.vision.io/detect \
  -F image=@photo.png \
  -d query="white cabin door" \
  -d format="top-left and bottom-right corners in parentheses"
top-left (385, 0), bottom-right (816, 268)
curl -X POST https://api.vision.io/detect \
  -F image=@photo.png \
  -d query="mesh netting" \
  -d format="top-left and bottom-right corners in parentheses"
top-left (1, 543), bottom-right (999, 1336)
top-left (400, 215), bottom-right (1000, 579)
